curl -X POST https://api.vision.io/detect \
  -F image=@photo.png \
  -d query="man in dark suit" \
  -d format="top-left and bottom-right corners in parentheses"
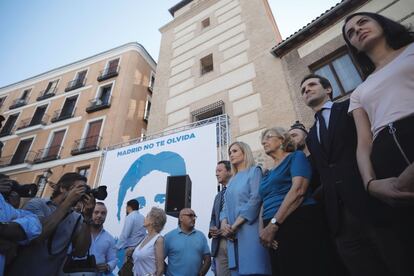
top-left (300, 74), bottom-right (396, 276)
top-left (208, 160), bottom-right (232, 276)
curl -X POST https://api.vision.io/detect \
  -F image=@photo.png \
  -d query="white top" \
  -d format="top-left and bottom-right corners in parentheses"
top-left (132, 234), bottom-right (161, 276)
top-left (348, 42), bottom-right (414, 139)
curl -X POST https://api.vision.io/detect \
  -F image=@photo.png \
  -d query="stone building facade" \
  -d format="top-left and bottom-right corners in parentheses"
top-left (272, 0), bottom-right (414, 128)
top-left (147, 0), bottom-right (297, 162)
top-left (0, 42), bottom-right (155, 198)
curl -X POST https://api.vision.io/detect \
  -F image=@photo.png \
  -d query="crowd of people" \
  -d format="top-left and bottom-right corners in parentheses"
top-left (0, 12), bottom-right (413, 276)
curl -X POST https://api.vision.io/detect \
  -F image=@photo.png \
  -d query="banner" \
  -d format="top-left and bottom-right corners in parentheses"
top-left (99, 123), bottom-right (219, 267)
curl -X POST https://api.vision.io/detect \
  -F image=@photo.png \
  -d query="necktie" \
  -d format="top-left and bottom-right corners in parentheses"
top-left (220, 186), bottom-right (227, 211)
top-left (315, 109), bottom-right (329, 152)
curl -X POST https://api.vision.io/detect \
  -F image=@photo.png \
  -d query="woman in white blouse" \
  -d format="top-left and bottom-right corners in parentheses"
top-left (132, 207), bottom-right (166, 276)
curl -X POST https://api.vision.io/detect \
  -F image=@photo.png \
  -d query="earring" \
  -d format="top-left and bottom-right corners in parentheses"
top-left (279, 144), bottom-right (284, 150)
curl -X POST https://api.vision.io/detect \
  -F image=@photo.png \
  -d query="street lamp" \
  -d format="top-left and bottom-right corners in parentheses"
top-left (37, 168), bottom-right (53, 197)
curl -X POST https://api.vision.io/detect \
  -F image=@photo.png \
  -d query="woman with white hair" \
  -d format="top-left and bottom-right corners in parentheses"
top-left (132, 207), bottom-right (166, 276)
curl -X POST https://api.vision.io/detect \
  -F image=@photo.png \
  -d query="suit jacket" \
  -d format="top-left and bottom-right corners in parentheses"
top-left (306, 100), bottom-right (386, 235)
top-left (209, 189), bottom-right (225, 257)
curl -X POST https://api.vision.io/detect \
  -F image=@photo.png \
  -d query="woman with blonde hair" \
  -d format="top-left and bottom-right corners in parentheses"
top-left (259, 127), bottom-right (329, 276)
top-left (220, 141), bottom-right (271, 276)
top-left (132, 207), bottom-right (166, 276)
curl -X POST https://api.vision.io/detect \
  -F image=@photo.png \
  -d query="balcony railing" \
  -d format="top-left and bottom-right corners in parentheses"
top-left (36, 87), bottom-right (57, 101)
top-left (97, 66), bottom-right (119, 82)
top-left (16, 114), bottom-right (50, 130)
top-left (9, 98), bottom-right (28, 110)
top-left (71, 135), bottom-right (102, 155)
top-left (33, 146), bottom-right (63, 163)
top-left (85, 97), bottom-right (111, 113)
top-left (0, 125), bottom-right (16, 138)
top-left (65, 78), bottom-right (86, 92)
top-left (51, 107), bottom-right (76, 123)
top-left (0, 151), bottom-right (36, 168)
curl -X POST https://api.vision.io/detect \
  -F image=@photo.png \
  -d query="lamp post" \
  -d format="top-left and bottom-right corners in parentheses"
top-left (37, 168), bottom-right (53, 197)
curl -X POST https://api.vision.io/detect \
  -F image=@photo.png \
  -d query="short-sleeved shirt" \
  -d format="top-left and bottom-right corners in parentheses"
top-left (7, 198), bottom-right (83, 276)
top-left (164, 227), bottom-right (210, 276)
top-left (260, 151), bottom-right (315, 220)
top-left (0, 194), bottom-right (42, 276)
top-left (348, 42), bottom-right (414, 139)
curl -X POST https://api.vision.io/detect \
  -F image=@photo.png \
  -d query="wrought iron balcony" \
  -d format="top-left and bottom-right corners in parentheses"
top-left (16, 114), bottom-right (50, 130)
top-left (0, 151), bottom-right (36, 168)
top-left (65, 78), bottom-right (86, 92)
top-left (71, 135), bottom-right (102, 155)
top-left (36, 87), bottom-right (57, 101)
top-left (85, 97), bottom-right (111, 113)
top-left (9, 98), bottom-right (28, 109)
top-left (0, 125), bottom-right (15, 138)
top-left (33, 146), bottom-right (63, 163)
top-left (51, 108), bottom-right (76, 123)
top-left (97, 66), bottom-right (119, 82)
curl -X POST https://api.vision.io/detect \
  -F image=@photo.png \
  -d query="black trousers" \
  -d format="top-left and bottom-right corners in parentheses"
top-left (264, 204), bottom-right (331, 276)
top-left (335, 205), bottom-right (402, 276)
top-left (369, 115), bottom-right (414, 276)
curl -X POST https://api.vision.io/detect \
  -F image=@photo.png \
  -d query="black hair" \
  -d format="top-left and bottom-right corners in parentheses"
top-left (342, 12), bottom-right (414, 76)
top-left (300, 74), bottom-right (333, 100)
top-left (127, 199), bottom-right (139, 210)
top-left (289, 120), bottom-right (308, 135)
top-left (51, 172), bottom-right (87, 199)
top-left (217, 160), bottom-right (231, 172)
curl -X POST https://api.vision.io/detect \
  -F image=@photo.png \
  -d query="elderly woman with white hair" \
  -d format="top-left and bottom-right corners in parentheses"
top-left (259, 127), bottom-right (329, 276)
top-left (132, 207), bottom-right (166, 276)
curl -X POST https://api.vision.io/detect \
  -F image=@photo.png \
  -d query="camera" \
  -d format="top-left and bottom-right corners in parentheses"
top-left (84, 185), bottom-right (107, 201)
top-left (0, 179), bottom-right (38, 198)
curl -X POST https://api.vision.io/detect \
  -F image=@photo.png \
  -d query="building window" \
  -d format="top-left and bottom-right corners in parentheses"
top-left (45, 80), bottom-right (59, 94)
top-left (148, 71), bottom-right (155, 92)
top-left (143, 99), bottom-right (151, 121)
top-left (20, 89), bottom-right (31, 101)
top-left (200, 54), bottom-right (214, 75)
top-left (96, 84), bottom-right (112, 105)
top-left (201, 18), bottom-right (210, 29)
top-left (66, 70), bottom-right (87, 92)
top-left (35, 175), bottom-right (47, 197)
top-left (30, 105), bottom-right (48, 126)
top-left (312, 52), bottom-right (363, 99)
top-left (10, 138), bottom-right (34, 165)
top-left (77, 166), bottom-right (90, 178)
top-left (0, 96), bottom-right (7, 108)
top-left (72, 119), bottom-right (103, 155)
top-left (52, 95), bottom-right (77, 122)
top-left (0, 113), bottom-right (19, 137)
top-left (192, 100), bottom-right (224, 122)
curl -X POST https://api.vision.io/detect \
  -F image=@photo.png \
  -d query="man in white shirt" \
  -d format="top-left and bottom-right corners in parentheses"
top-left (116, 199), bottom-right (145, 264)
top-left (90, 202), bottom-right (117, 275)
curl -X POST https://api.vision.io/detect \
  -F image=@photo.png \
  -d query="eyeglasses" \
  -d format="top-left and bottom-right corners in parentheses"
top-left (262, 134), bottom-right (279, 141)
top-left (182, 214), bottom-right (197, 218)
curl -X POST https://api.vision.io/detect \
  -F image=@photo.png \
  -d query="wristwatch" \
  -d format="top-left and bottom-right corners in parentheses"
top-left (270, 218), bottom-right (281, 227)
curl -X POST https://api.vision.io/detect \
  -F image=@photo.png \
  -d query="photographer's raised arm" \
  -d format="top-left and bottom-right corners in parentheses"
top-left (71, 194), bottom-right (95, 257)
top-left (26, 183), bottom-right (86, 242)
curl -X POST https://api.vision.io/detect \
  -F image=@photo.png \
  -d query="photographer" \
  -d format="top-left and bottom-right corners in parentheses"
top-left (0, 175), bottom-right (42, 276)
top-left (7, 172), bottom-right (96, 276)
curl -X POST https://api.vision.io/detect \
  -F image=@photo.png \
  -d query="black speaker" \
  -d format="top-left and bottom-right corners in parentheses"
top-left (165, 175), bottom-right (191, 217)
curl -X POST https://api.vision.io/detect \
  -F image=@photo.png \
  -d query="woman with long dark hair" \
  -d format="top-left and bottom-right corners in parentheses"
top-left (343, 12), bottom-right (414, 275)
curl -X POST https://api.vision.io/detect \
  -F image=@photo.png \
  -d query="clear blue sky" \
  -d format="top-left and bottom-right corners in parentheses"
top-left (0, 0), bottom-right (339, 88)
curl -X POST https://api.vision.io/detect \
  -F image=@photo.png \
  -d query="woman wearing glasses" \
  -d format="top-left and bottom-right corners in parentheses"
top-left (259, 127), bottom-right (329, 276)
top-left (220, 141), bottom-right (271, 275)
